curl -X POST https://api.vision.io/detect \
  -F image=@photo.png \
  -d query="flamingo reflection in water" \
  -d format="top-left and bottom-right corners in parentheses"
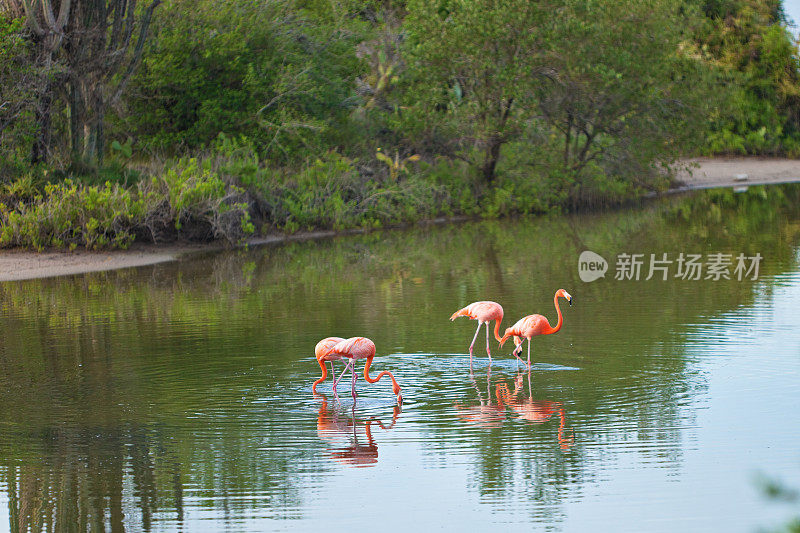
top-left (454, 369), bottom-right (506, 429)
top-left (315, 393), bottom-right (401, 467)
top-left (495, 371), bottom-right (575, 450)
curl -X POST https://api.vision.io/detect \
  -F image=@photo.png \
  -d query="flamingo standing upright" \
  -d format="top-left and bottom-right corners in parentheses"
top-left (320, 337), bottom-right (402, 404)
top-left (500, 289), bottom-right (573, 369)
top-left (313, 337), bottom-right (346, 395)
top-left (450, 301), bottom-right (504, 368)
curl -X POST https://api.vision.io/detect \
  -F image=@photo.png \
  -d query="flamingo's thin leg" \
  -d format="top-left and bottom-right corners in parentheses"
top-left (350, 359), bottom-right (358, 401)
top-left (329, 362), bottom-right (337, 395)
top-left (485, 366), bottom-right (492, 403)
top-left (333, 360), bottom-right (353, 394)
top-left (527, 339), bottom-right (532, 369)
top-left (485, 322), bottom-right (492, 366)
top-left (468, 322), bottom-right (482, 368)
top-left (511, 341), bottom-right (526, 367)
top-left (527, 367), bottom-right (532, 395)
top-left (468, 367), bottom-right (484, 404)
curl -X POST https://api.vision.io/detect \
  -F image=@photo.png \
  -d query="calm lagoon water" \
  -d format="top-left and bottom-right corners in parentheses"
top-left (1, 186), bottom-right (799, 532)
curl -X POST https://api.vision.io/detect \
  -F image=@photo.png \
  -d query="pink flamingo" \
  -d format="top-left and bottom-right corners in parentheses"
top-left (320, 337), bottom-right (402, 404)
top-left (450, 301), bottom-right (504, 367)
top-left (312, 337), bottom-right (345, 395)
top-left (500, 289), bottom-right (573, 369)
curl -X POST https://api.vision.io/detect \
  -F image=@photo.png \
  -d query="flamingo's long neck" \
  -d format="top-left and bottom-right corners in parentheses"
top-left (312, 357), bottom-right (328, 392)
top-left (371, 405), bottom-right (401, 430)
top-left (363, 355), bottom-right (402, 401)
top-left (364, 421), bottom-right (378, 447)
top-left (500, 329), bottom-right (520, 347)
top-left (543, 293), bottom-right (564, 335)
top-left (493, 318), bottom-right (503, 342)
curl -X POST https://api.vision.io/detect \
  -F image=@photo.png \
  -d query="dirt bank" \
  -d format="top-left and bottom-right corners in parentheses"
top-left (0, 244), bottom-right (203, 282)
top-left (0, 230), bottom-right (354, 282)
top-left (673, 157), bottom-right (800, 190)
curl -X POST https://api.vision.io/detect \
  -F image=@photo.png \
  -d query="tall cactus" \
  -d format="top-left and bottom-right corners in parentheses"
top-left (9, 0), bottom-right (71, 162)
top-left (2, 0), bottom-right (159, 164)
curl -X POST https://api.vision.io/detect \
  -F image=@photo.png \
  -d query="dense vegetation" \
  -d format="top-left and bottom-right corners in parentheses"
top-left (0, 0), bottom-right (799, 248)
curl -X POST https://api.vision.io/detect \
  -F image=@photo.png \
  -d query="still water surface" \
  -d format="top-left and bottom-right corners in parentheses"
top-left (1, 187), bottom-right (800, 532)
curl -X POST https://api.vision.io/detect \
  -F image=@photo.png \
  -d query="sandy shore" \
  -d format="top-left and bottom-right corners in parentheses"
top-left (673, 157), bottom-right (800, 190)
top-left (0, 231), bottom-right (352, 282)
top-left (2, 157), bottom-right (799, 282)
top-left (0, 243), bottom-right (206, 282)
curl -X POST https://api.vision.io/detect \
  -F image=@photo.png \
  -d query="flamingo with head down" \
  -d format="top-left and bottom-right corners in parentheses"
top-left (500, 289), bottom-right (573, 369)
top-left (319, 337), bottom-right (402, 404)
top-left (450, 301), bottom-right (504, 368)
top-left (312, 337), bottom-right (346, 395)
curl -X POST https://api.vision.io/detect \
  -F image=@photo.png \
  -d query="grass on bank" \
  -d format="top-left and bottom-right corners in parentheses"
top-left (0, 132), bottom-right (676, 250)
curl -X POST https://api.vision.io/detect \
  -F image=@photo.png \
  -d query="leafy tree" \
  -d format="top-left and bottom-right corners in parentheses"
top-left (697, 0), bottom-right (800, 155)
top-left (404, 0), bottom-right (550, 184)
top-left (405, 0), bottom-right (711, 197)
top-left (534, 0), bottom-right (712, 202)
top-left (121, 0), bottom-right (365, 162)
top-left (0, 15), bottom-right (37, 175)
top-left (4, 0), bottom-right (69, 163)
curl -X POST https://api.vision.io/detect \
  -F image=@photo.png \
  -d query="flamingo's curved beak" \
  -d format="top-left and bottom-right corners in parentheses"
top-left (568, 297), bottom-right (573, 306)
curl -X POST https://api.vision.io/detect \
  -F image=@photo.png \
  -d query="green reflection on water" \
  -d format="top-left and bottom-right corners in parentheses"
top-left (1, 185), bottom-right (799, 531)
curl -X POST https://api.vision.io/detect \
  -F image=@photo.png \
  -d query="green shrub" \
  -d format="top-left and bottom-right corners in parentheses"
top-left (123, 0), bottom-right (364, 162)
top-left (0, 180), bottom-right (143, 250)
top-left (250, 151), bottom-right (452, 232)
top-left (0, 156), bottom-right (256, 249)
top-left (141, 156), bottom-right (254, 243)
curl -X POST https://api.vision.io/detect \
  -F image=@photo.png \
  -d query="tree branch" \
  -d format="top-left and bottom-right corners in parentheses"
top-left (20, 0), bottom-right (45, 36)
top-left (55, 0), bottom-right (71, 29)
top-left (109, 0), bottom-right (159, 105)
top-left (39, 0), bottom-right (56, 30)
